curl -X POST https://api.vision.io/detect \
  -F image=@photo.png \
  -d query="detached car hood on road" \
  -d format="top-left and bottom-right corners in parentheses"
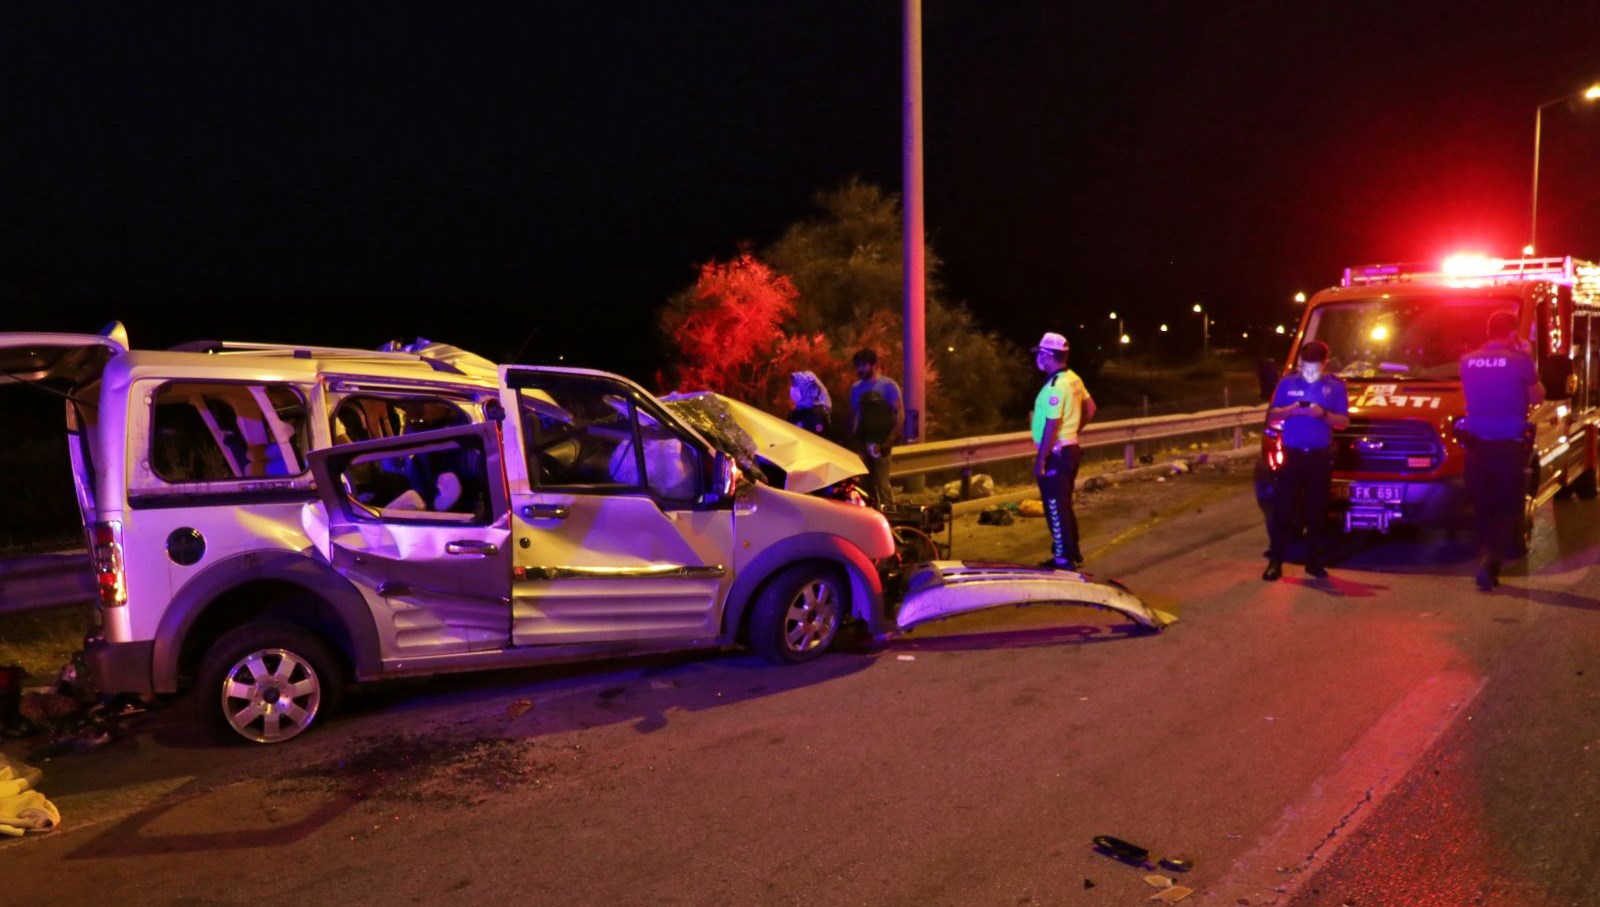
top-left (664, 392), bottom-right (867, 495)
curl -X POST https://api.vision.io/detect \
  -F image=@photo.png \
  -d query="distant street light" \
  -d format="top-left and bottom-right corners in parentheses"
top-left (1120, 334), bottom-right (1131, 345)
top-left (1293, 291), bottom-right (1307, 304)
top-left (1275, 324), bottom-right (1286, 335)
top-left (1192, 303), bottom-right (1210, 358)
top-left (1159, 324), bottom-right (1169, 332)
top-left (1529, 82), bottom-right (1600, 254)
top-left (1109, 311), bottom-right (1124, 357)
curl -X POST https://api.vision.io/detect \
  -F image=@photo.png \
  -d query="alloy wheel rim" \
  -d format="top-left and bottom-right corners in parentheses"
top-left (783, 579), bottom-right (840, 653)
top-left (219, 647), bottom-right (322, 743)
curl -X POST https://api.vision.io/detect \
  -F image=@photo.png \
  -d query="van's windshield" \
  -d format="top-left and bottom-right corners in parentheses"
top-left (1304, 296), bottom-right (1521, 380)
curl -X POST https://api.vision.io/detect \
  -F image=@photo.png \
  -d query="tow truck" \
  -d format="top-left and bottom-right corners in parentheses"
top-left (1258, 253), bottom-right (1600, 541)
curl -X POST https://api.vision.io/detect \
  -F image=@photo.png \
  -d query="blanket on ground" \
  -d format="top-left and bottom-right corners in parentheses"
top-left (0, 754), bottom-right (60, 835)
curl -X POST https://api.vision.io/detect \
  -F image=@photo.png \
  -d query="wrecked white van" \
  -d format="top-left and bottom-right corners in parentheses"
top-left (1, 325), bottom-right (1169, 744)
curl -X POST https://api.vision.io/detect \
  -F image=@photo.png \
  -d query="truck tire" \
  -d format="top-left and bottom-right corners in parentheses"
top-left (749, 565), bottom-right (846, 665)
top-left (1571, 466), bottom-right (1599, 500)
top-left (1510, 495), bottom-right (1535, 560)
top-left (195, 621), bottom-right (343, 744)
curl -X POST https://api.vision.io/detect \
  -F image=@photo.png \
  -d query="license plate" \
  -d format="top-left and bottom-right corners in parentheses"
top-left (1340, 482), bottom-right (1404, 503)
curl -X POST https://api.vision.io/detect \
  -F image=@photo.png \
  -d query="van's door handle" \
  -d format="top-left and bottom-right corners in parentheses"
top-left (446, 540), bottom-right (499, 556)
top-left (520, 504), bottom-right (571, 521)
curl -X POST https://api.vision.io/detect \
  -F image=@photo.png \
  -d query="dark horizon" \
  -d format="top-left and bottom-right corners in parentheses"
top-left (3, 3), bottom-right (1598, 381)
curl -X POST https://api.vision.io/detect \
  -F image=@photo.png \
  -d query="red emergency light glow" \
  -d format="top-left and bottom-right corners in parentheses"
top-left (1440, 253), bottom-right (1502, 277)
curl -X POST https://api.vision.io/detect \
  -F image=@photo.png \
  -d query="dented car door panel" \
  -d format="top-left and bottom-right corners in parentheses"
top-left (309, 423), bottom-right (513, 655)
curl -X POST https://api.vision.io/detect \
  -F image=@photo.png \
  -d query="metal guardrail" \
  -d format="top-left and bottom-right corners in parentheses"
top-left (0, 551), bottom-right (95, 617)
top-left (891, 404), bottom-right (1267, 477)
top-left (0, 404), bottom-right (1269, 617)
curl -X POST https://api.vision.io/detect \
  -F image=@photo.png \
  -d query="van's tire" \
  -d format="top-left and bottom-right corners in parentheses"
top-left (195, 621), bottom-right (342, 744)
top-left (749, 565), bottom-right (846, 665)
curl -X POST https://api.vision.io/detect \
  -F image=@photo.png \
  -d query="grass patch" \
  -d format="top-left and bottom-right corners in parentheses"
top-left (0, 606), bottom-right (92, 684)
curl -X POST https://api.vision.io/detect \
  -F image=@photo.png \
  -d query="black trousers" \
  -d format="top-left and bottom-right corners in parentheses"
top-left (1037, 445), bottom-right (1083, 564)
top-left (1268, 448), bottom-right (1332, 565)
top-left (1464, 439), bottom-right (1529, 566)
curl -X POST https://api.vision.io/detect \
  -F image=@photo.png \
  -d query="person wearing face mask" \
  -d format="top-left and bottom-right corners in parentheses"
top-left (786, 371), bottom-right (832, 436)
top-left (1030, 332), bottom-right (1096, 570)
top-left (1263, 340), bottom-right (1349, 581)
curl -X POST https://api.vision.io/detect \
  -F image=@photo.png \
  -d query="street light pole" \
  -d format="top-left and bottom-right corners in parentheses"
top-left (901, 0), bottom-right (926, 442)
top-left (1193, 303), bottom-right (1209, 359)
top-left (1528, 83), bottom-right (1600, 255)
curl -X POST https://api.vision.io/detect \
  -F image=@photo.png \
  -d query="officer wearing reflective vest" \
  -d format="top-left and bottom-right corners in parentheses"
top-left (1031, 332), bottom-right (1096, 570)
top-left (1263, 340), bottom-right (1349, 581)
top-left (1459, 310), bottom-right (1542, 591)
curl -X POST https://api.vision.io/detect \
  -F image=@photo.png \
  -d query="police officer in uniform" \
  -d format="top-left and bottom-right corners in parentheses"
top-left (1264, 340), bottom-right (1349, 581)
top-left (1459, 310), bottom-right (1542, 591)
top-left (1031, 332), bottom-right (1096, 570)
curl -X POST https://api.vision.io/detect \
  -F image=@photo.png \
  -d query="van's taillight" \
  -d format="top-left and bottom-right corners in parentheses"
top-left (89, 521), bottom-right (127, 608)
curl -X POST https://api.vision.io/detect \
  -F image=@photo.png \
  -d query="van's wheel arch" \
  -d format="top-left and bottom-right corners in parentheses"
top-left (748, 563), bottom-right (848, 665)
top-left (195, 621), bottom-right (343, 744)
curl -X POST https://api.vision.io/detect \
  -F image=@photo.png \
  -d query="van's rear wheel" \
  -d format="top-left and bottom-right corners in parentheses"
top-left (196, 622), bottom-right (342, 744)
top-left (750, 565), bottom-right (845, 664)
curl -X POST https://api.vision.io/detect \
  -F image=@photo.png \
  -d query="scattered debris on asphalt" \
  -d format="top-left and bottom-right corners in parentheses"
top-left (978, 506), bottom-right (1016, 526)
top-left (505, 699), bottom-right (534, 719)
top-left (1149, 884), bottom-right (1194, 903)
top-left (896, 654), bottom-right (916, 662)
top-left (2, 654), bottom-right (147, 760)
top-left (942, 473), bottom-right (995, 501)
top-left (1145, 873), bottom-right (1175, 888)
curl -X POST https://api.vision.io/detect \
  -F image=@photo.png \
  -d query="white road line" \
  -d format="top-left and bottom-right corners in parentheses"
top-left (1202, 669), bottom-right (1487, 905)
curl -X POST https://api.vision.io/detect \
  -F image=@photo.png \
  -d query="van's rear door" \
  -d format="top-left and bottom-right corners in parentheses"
top-left (0, 332), bottom-right (125, 388)
top-left (0, 331), bottom-right (127, 526)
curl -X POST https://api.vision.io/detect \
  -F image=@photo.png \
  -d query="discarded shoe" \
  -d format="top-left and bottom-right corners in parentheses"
top-left (1262, 561), bottom-right (1283, 582)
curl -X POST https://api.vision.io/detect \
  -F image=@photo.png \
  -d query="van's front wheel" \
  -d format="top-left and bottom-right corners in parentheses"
top-left (750, 565), bottom-right (845, 664)
top-left (196, 622), bottom-right (342, 744)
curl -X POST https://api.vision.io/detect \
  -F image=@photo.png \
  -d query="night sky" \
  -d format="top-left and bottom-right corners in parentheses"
top-left (3, 2), bottom-right (1597, 380)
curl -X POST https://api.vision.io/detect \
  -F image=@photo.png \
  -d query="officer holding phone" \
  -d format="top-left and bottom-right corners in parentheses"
top-left (1263, 340), bottom-right (1349, 581)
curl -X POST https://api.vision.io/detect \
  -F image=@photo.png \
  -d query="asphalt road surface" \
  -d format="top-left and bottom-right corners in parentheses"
top-left (4, 460), bottom-right (1598, 906)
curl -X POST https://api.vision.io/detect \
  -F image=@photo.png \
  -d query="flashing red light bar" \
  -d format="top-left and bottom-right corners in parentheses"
top-left (1342, 254), bottom-right (1596, 290)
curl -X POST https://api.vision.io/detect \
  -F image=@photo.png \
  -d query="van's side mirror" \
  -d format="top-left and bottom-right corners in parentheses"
top-left (483, 399), bottom-right (506, 422)
top-left (700, 451), bottom-right (738, 504)
top-left (1256, 359), bottom-right (1279, 403)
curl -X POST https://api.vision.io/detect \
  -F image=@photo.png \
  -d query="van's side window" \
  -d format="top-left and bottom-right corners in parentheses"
top-left (517, 377), bottom-right (701, 502)
top-left (331, 395), bottom-right (472, 445)
top-left (150, 382), bottom-right (310, 482)
top-left (335, 435), bottom-right (492, 524)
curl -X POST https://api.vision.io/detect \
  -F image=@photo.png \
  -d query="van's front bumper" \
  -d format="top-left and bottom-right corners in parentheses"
top-left (83, 636), bottom-right (155, 696)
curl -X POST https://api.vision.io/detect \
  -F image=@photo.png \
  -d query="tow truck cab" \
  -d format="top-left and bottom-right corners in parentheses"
top-left (1258, 254), bottom-right (1600, 535)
